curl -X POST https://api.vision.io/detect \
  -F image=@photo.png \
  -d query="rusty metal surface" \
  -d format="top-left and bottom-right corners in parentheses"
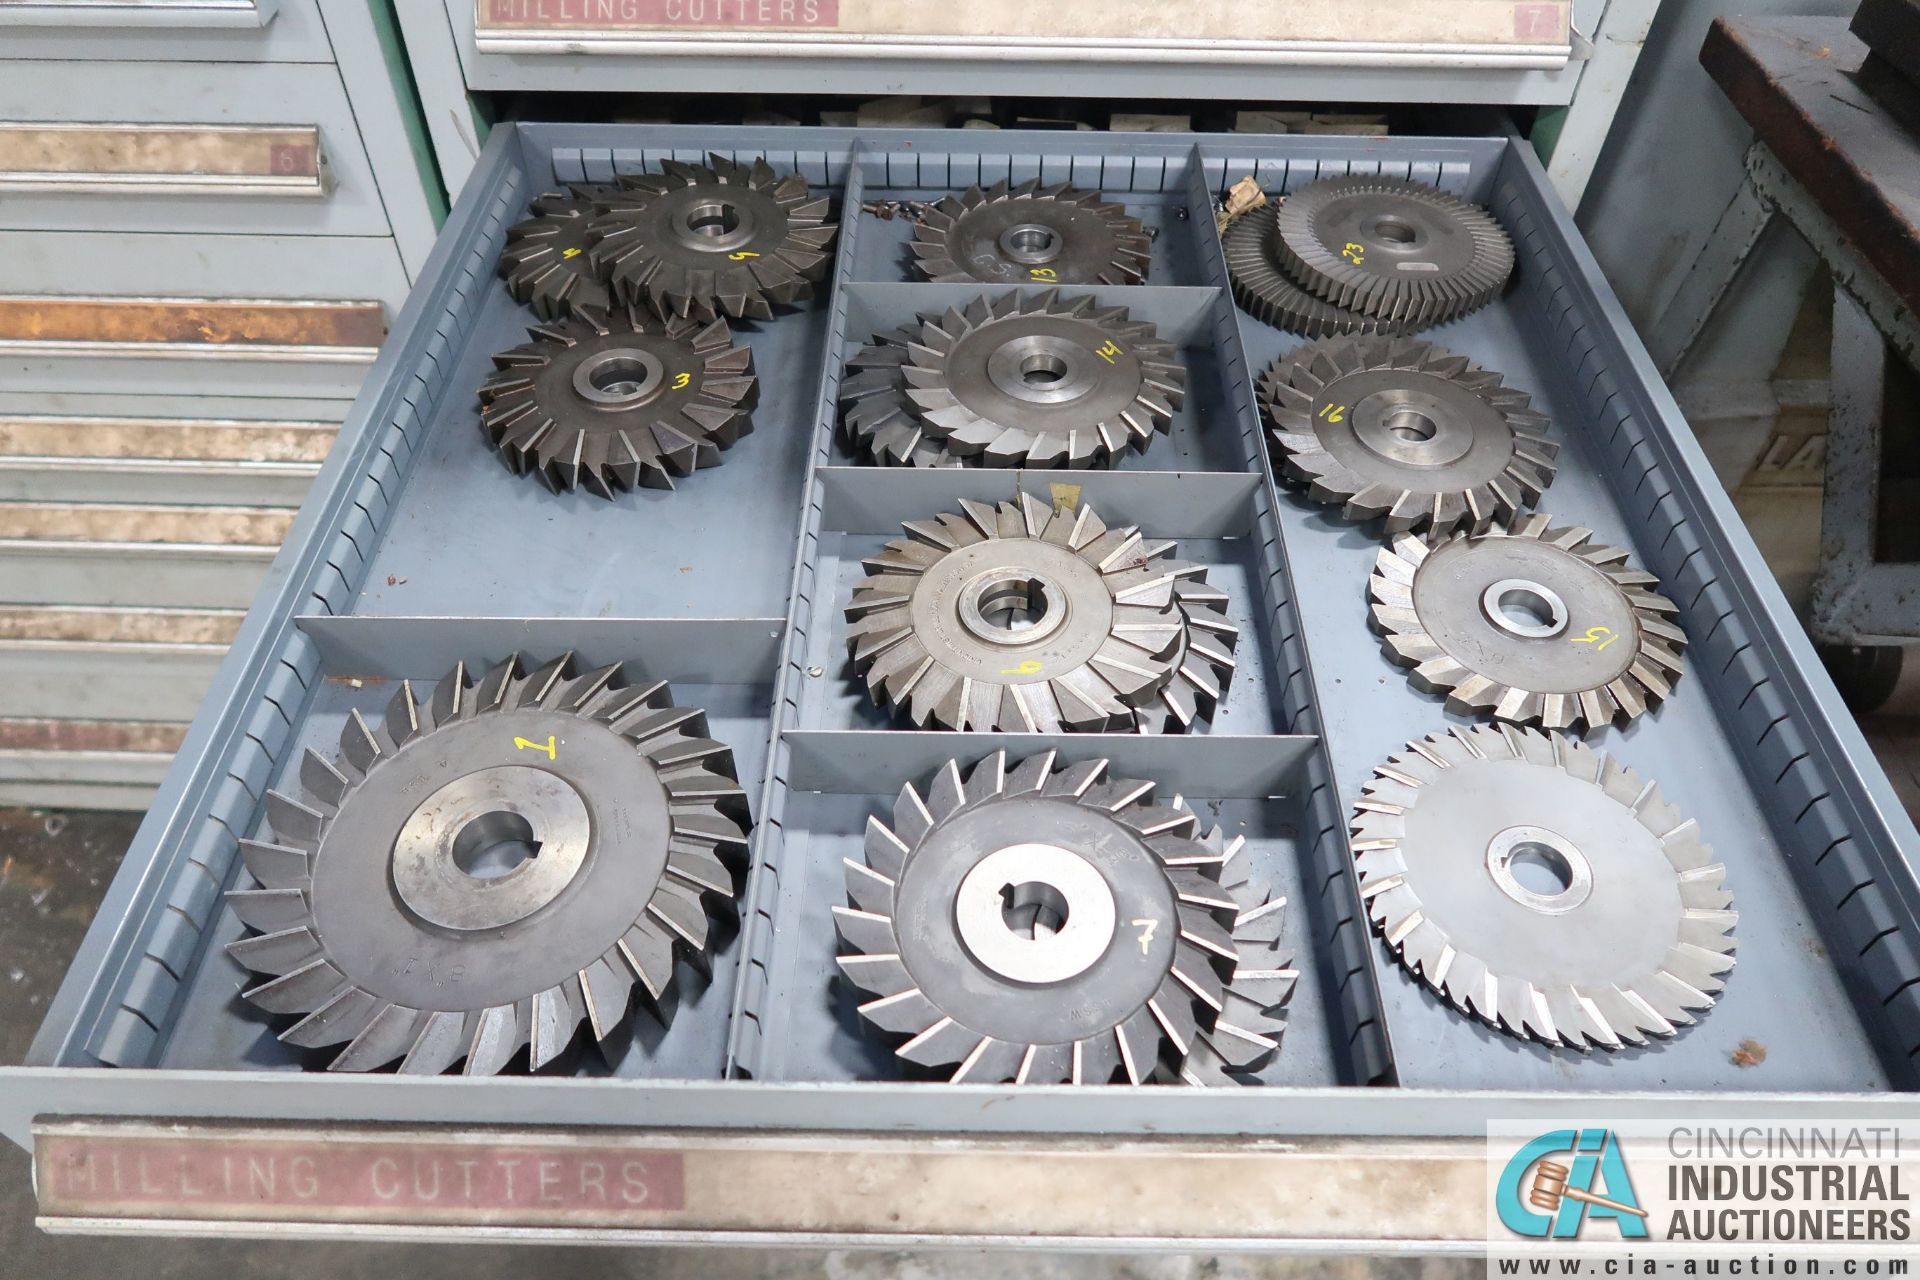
top-left (32, 1119), bottom-right (1481, 1246)
top-left (0, 124), bottom-right (325, 194)
top-left (0, 503), bottom-right (294, 546)
top-left (0, 416), bottom-right (337, 464)
top-left (0, 606), bottom-right (242, 645)
top-left (1701, 17), bottom-right (1920, 322)
top-left (0, 297), bottom-right (385, 350)
top-left (0, 720), bottom-right (186, 754)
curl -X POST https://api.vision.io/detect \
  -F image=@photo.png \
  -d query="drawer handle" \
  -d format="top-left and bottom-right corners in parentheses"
top-left (0, 123), bottom-right (329, 197)
top-left (0, 0), bottom-right (277, 29)
top-left (0, 296), bottom-right (384, 362)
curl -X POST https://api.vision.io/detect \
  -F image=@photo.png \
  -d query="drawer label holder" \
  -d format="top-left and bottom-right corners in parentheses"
top-left (34, 1118), bottom-right (1484, 1244)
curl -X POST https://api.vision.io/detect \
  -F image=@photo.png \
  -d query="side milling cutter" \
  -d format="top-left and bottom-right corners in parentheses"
top-left (1257, 335), bottom-right (1557, 533)
top-left (498, 185), bottom-right (623, 322)
top-left (842, 291), bottom-right (1184, 469)
top-left (845, 494), bottom-right (1236, 734)
top-left (1352, 725), bottom-right (1735, 1051)
top-left (839, 323), bottom-right (967, 468)
top-left (1273, 176), bottom-right (1514, 328)
top-left (910, 180), bottom-right (1151, 285)
top-left (1225, 202), bottom-right (1404, 339)
top-left (588, 154), bottom-right (837, 323)
top-left (834, 751), bottom-right (1294, 1084)
top-left (225, 653), bottom-right (752, 1075)
top-left (1370, 515), bottom-right (1688, 731)
top-left (478, 305), bottom-right (757, 497)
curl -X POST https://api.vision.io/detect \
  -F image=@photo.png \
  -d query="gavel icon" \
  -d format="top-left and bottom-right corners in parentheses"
top-left (1528, 1160), bottom-right (1650, 1219)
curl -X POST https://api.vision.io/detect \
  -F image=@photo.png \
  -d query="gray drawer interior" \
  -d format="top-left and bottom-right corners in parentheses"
top-left (12, 122), bottom-right (1919, 1145)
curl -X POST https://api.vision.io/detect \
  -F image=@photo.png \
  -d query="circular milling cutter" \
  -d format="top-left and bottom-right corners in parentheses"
top-left (1370, 515), bottom-right (1688, 732)
top-left (588, 154), bottom-right (836, 323)
top-left (1273, 176), bottom-right (1515, 328)
top-left (1225, 203), bottom-right (1404, 339)
top-left (478, 306), bottom-right (757, 497)
top-left (910, 179), bottom-right (1151, 286)
top-left (898, 290), bottom-right (1185, 469)
top-left (1257, 335), bottom-right (1557, 534)
top-left (840, 292), bottom-right (1183, 470)
top-left (839, 323), bottom-right (967, 468)
top-left (225, 653), bottom-right (750, 1075)
top-left (845, 494), bottom-right (1236, 734)
top-left (835, 751), bottom-right (1294, 1084)
top-left (498, 185), bottom-right (623, 322)
top-left (1352, 725), bottom-right (1735, 1050)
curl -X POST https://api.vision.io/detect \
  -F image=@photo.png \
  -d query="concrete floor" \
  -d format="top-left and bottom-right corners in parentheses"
top-left (0, 807), bottom-right (1472, 1278)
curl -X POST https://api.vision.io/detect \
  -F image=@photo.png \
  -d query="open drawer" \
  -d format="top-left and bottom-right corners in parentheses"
top-left (4, 121), bottom-right (1915, 1251)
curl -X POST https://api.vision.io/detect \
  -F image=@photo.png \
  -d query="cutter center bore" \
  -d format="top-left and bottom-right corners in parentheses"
top-left (391, 764), bottom-right (593, 932)
top-left (985, 334), bottom-right (1105, 405)
top-left (955, 843), bottom-right (1118, 984)
top-left (1349, 387), bottom-right (1475, 467)
top-left (1361, 212), bottom-right (1425, 252)
top-left (451, 809), bottom-right (540, 879)
top-left (957, 569), bottom-right (1069, 646)
top-left (1481, 577), bottom-right (1570, 640)
top-left (997, 222), bottom-right (1064, 265)
top-left (672, 196), bottom-right (758, 252)
top-left (1485, 824), bottom-right (1593, 915)
top-left (573, 347), bottom-right (668, 407)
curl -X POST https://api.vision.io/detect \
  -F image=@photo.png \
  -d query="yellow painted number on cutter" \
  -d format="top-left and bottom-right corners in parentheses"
top-left (727, 250), bottom-right (760, 260)
top-left (1028, 267), bottom-right (1058, 280)
top-left (561, 246), bottom-right (583, 260)
top-left (1094, 340), bottom-right (1122, 364)
top-left (1132, 917), bottom-right (1158, 955)
top-left (672, 372), bottom-right (691, 389)
top-left (1342, 241), bottom-right (1366, 265)
top-left (513, 734), bottom-right (557, 760)
top-left (1317, 403), bottom-right (1347, 424)
top-left (1571, 626), bottom-right (1618, 653)
top-left (1000, 659), bottom-right (1044, 677)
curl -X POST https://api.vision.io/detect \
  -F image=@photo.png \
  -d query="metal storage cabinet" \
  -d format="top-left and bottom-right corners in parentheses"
top-left (0, 0), bottom-right (443, 809)
top-left (393, 0), bottom-right (1662, 211)
top-left (3, 121), bottom-right (1917, 1250)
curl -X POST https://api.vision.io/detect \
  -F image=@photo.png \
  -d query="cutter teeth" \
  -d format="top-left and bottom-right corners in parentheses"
top-left (837, 755), bottom-right (1291, 1085)
top-left (585, 158), bottom-right (837, 324)
top-left (842, 291), bottom-right (1183, 470)
top-left (1226, 203), bottom-right (1408, 339)
top-left (846, 498), bottom-right (1234, 734)
top-left (910, 181), bottom-right (1152, 286)
top-left (1370, 518), bottom-right (1686, 733)
top-left (478, 305), bottom-right (757, 498)
top-left (1352, 725), bottom-right (1733, 1051)
top-left (224, 654), bottom-right (751, 1075)
top-left (1256, 336), bottom-right (1558, 535)
top-left (1272, 176), bottom-right (1514, 328)
top-left (498, 186), bottom-right (623, 322)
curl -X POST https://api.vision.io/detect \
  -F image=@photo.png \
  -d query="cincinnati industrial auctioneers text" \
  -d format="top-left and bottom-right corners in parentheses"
top-left (1663, 1128), bottom-right (1911, 1244)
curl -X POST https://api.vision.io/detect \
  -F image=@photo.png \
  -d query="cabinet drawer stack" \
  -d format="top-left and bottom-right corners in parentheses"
top-left (0, 0), bottom-right (439, 808)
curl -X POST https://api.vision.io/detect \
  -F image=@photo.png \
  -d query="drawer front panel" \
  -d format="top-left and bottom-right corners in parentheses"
top-left (0, 0), bottom-right (329, 62)
top-left (0, 61), bottom-right (390, 236)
